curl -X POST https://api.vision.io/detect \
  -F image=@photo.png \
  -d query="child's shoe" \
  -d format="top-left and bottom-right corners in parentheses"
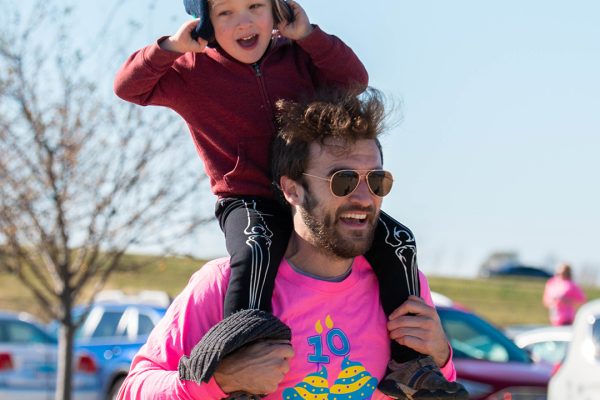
top-left (378, 356), bottom-right (469, 399)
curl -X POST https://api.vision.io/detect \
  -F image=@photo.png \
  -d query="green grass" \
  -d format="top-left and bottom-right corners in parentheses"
top-left (2, 255), bottom-right (599, 329)
top-left (0, 254), bottom-right (207, 322)
top-left (428, 276), bottom-right (570, 327)
top-left (103, 254), bottom-right (208, 296)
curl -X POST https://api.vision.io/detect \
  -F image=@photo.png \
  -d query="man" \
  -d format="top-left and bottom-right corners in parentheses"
top-left (118, 88), bottom-right (464, 399)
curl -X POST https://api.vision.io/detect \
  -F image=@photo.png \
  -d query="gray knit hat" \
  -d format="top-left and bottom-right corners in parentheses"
top-left (178, 309), bottom-right (292, 384)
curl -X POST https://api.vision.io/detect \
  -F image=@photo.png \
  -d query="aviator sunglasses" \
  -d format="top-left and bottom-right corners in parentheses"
top-left (303, 169), bottom-right (394, 197)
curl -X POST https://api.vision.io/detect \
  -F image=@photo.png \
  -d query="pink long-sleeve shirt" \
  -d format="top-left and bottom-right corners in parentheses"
top-left (118, 256), bottom-right (456, 400)
top-left (543, 276), bottom-right (586, 326)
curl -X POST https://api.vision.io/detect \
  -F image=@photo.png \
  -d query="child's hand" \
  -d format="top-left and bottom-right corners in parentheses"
top-left (277, 0), bottom-right (313, 41)
top-left (160, 19), bottom-right (208, 54)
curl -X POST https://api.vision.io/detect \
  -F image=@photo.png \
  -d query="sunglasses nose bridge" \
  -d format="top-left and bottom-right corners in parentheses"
top-left (328, 170), bottom-right (391, 198)
top-left (348, 173), bottom-right (374, 198)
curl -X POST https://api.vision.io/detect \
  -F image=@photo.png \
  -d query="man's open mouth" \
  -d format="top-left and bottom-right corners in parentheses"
top-left (339, 212), bottom-right (368, 226)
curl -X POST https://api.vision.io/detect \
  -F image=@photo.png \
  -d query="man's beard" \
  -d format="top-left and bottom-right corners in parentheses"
top-left (299, 191), bottom-right (377, 259)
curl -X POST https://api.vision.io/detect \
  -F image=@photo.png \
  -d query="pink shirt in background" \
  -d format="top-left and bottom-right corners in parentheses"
top-left (543, 276), bottom-right (586, 326)
top-left (117, 256), bottom-right (456, 400)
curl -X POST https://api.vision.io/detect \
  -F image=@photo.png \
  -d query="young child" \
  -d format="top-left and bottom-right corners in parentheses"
top-left (114, 0), bottom-right (466, 398)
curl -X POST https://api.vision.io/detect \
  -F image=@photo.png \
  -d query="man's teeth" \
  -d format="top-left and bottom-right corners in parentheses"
top-left (341, 213), bottom-right (366, 220)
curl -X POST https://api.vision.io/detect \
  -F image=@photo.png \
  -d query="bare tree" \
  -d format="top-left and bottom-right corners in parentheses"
top-left (0, 2), bottom-right (213, 399)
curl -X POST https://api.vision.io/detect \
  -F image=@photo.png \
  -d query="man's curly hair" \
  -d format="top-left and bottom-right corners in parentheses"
top-left (271, 87), bottom-right (386, 193)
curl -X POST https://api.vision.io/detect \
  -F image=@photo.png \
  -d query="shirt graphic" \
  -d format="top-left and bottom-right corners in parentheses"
top-left (283, 315), bottom-right (378, 399)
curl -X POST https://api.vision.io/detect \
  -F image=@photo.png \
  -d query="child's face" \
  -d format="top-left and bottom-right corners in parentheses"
top-left (210, 0), bottom-right (274, 64)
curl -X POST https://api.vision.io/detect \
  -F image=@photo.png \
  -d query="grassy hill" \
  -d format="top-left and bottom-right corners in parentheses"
top-left (1, 254), bottom-right (599, 328)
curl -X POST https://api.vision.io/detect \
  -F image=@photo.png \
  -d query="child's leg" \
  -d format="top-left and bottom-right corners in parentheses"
top-left (364, 211), bottom-right (421, 362)
top-left (367, 211), bottom-right (468, 399)
top-left (181, 198), bottom-right (291, 397)
top-left (216, 197), bottom-right (292, 316)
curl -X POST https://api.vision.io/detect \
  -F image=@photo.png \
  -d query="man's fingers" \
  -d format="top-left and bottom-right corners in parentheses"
top-left (392, 333), bottom-right (427, 352)
top-left (215, 340), bottom-right (293, 394)
top-left (389, 295), bottom-right (433, 320)
top-left (389, 325), bottom-right (433, 340)
top-left (387, 316), bottom-right (434, 332)
top-left (262, 340), bottom-right (295, 359)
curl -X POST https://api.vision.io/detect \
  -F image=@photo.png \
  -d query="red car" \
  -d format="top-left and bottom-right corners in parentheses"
top-left (437, 305), bottom-right (552, 400)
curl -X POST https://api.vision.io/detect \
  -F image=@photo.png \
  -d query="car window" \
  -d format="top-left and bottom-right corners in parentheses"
top-left (592, 317), bottom-right (600, 357)
top-left (0, 320), bottom-right (55, 344)
top-left (137, 314), bottom-right (155, 336)
top-left (524, 341), bottom-right (569, 364)
top-left (91, 311), bottom-right (126, 338)
top-left (438, 308), bottom-right (530, 363)
top-left (592, 318), bottom-right (600, 343)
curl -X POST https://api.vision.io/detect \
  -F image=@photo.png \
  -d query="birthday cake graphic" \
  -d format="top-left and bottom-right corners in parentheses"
top-left (283, 357), bottom-right (377, 400)
top-left (283, 366), bottom-right (330, 399)
top-left (329, 357), bottom-right (377, 400)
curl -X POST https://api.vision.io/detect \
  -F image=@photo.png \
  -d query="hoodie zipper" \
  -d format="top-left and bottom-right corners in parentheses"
top-left (252, 63), bottom-right (262, 77)
top-left (252, 62), bottom-right (276, 130)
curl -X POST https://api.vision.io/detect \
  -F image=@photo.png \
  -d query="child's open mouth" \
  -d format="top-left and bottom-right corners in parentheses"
top-left (237, 34), bottom-right (259, 49)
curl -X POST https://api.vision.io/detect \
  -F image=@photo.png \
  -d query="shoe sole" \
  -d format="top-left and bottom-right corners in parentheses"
top-left (379, 382), bottom-right (469, 400)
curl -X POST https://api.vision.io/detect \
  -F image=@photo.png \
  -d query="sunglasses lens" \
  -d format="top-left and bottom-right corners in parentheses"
top-left (367, 170), bottom-right (393, 197)
top-left (331, 170), bottom-right (360, 196)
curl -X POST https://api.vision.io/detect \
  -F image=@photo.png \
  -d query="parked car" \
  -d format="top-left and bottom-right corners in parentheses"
top-left (548, 298), bottom-right (600, 400)
top-left (482, 262), bottom-right (552, 279)
top-left (0, 310), bottom-right (100, 400)
top-left (436, 305), bottom-right (552, 400)
top-left (49, 290), bottom-right (169, 400)
top-left (513, 325), bottom-right (572, 365)
top-left (430, 291), bottom-right (454, 308)
top-left (503, 324), bottom-right (548, 339)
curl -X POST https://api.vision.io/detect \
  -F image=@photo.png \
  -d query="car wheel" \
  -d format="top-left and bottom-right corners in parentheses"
top-left (107, 376), bottom-right (126, 400)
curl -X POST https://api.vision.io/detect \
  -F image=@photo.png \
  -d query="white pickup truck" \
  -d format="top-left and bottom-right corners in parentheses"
top-left (548, 298), bottom-right (600, 399)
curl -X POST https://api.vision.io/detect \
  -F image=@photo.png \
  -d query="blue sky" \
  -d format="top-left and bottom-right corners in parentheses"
top-left (19, 1), bottom-right (600, 279)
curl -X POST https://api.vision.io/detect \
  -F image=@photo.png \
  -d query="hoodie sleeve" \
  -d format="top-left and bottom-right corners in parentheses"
top-left (295, 25), bottom-right (369, 91)
top-left (113, 37), bottom-right (192, 107)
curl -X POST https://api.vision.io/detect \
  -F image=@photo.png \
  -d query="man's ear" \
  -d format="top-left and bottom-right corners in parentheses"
top-left (280, 176), bottom-right (303, 206)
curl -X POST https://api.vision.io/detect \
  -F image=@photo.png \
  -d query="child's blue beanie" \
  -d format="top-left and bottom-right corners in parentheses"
top-left (183, 0), bottom-right (214, 40)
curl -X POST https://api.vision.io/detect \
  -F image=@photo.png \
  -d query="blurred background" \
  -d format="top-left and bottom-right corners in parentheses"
top-left (1, 1), bottom-right (600, 399)
top-left (67, 0), bottom-right (600, 280)
top-left (1, 0), bottom-right (599, 336)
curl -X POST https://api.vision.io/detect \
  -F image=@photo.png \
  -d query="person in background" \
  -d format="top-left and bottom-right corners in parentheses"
top-left (543, 262), bottom-right (586, 326)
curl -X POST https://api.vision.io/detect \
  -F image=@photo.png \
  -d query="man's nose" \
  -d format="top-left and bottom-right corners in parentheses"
top-left (348, 177), bottom-right (374, 204)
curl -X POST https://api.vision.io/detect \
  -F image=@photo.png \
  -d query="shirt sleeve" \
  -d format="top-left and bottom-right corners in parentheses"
top-left (295, 25), bottom-right (369, 91)
top-left (117, 259), bottom-right (230, 400)
top-left (113, 37), bottom-right (190, 107)
top-left (418, 271), bottom-right (458, 382)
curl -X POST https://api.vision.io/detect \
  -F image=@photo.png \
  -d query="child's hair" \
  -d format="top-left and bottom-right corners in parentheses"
top-left (187, 0), bottom-right (295, 44)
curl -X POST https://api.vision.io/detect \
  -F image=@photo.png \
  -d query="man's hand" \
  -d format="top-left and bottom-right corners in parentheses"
top-left (277, 0), bottom-right (313, 41)
top-left (214, 340), bottom-right (294, 395)
top-left (160, 19), bottom-right (208, 53)
top-left (387, 295), bottom-right (450, 367)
